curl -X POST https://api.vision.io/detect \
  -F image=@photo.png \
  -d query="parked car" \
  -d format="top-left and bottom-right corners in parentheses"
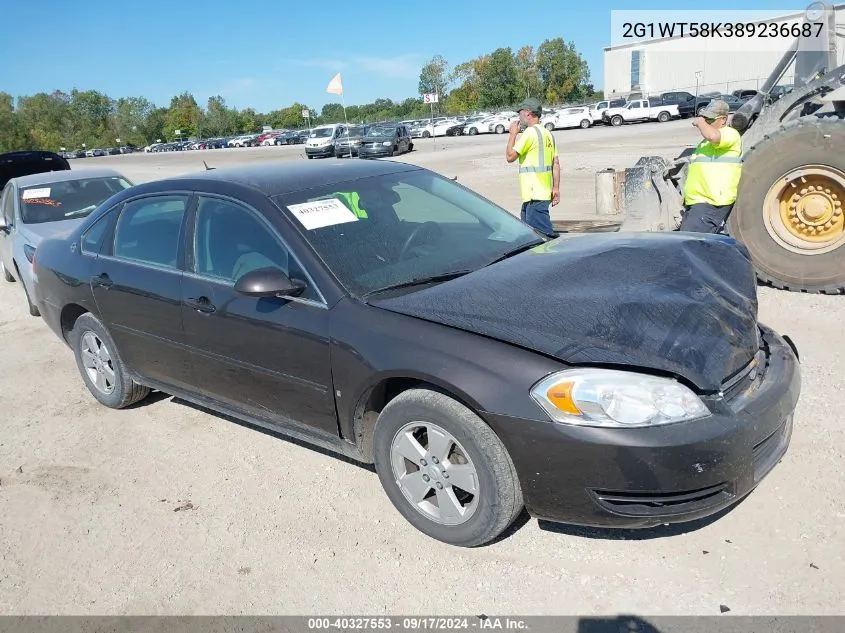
top-left (334, 125), bottom-right (368, 158)
top-left (678, 94), bottom-right (745, 118)
top-left (358, 124), bottom-right (413, 158)
top-left (603, 99), bottom-right (680, 126)
top-left (30, 159), bottom-right (801, 547)
top-left (589, 99), bottom-right (627, 123)
top-left (542, 106), bottom-right (593, 131)
top-left (0, 166), bottom-right (133, 316)
top-left (305, 124), bottom-right (346, 158)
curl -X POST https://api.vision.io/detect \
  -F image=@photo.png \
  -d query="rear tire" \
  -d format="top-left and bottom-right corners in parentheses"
top-left (657, 111), bottom-right (670, 122)
top-left (580, 119), bottom-right (590, 128)
top-left (545, 122), bottom-right (555, 131)
top-left (70, 313), bottom-right (151, 408)
top-left (727, 116), bottom-right (845, 293)
top-left (372, 388), bottom-right (524, 547)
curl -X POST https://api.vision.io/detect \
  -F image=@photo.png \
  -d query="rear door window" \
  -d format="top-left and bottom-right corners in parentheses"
top-left (112, 195), bottom-right (189, 268)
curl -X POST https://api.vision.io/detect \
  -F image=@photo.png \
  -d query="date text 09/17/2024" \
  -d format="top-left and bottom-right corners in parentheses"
top-left (621, 21), bottom-right (824, 39)
top-left (307, 617), bottom-right (528, 630)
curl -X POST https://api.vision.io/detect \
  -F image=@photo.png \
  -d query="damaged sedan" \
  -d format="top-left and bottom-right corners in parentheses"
top-left (31, 159), bottom-right (800, 547)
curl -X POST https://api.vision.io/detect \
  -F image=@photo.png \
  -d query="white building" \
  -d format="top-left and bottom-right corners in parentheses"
top-left (603, 4), bottom-right (845, 99)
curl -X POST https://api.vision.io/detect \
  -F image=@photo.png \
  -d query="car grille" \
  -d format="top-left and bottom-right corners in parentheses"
top-left (589, 483), bottom-right (731, 517)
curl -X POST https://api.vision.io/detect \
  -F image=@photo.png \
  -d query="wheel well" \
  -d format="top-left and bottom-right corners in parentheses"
top-left (60, 304), bottom-right (89, 343)
top-left (350, 377), bottom-right (480, 463)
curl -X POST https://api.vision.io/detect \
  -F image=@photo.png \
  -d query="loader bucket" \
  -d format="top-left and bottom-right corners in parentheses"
top-left (594, 155), bottom-right (687, 232)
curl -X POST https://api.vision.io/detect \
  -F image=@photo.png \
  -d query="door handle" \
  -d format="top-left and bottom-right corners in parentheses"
top-left (91, 273), bottom-right (112, 289)
top-left (185, 296), bottom-right (216, 314)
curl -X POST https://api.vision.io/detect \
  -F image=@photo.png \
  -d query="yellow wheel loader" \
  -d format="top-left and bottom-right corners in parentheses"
top-left (588, 2), bottom-right (845, 294)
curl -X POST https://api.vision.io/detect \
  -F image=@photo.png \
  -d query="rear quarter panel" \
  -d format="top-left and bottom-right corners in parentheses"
top-left (34, 232), bottom-right (101, 342)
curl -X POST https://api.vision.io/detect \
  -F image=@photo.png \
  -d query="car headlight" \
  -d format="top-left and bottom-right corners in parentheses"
top-left (530, 368), bottom-right (710, 428)
top-left (382, 141), bottom-right (391, 146)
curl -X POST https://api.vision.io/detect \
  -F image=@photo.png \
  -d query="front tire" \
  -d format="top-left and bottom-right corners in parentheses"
top-left (372, 388), bottom-right (523, 547)
top-left (70, 313), bottom-right (151, 408)
top-left (2, 261), bottom-right (14, 282)
top-left (611, 115), bottom-right (623, 126)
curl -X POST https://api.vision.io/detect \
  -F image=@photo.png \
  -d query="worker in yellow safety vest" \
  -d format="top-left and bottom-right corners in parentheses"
top-left (679, 99), bottom-right (743, 233)
top-left (505, 97), bottom-right (561, 238)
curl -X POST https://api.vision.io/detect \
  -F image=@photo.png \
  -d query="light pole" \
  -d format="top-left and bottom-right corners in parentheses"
top-left (694, 70), bottom-right (703, 113)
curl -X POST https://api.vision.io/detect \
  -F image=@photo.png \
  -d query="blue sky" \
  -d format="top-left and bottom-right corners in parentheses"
top-left (2, 0), bottom-right (801, 113)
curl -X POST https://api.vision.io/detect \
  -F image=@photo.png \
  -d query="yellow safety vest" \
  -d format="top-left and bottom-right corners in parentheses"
top-left (517, 124), bottom-right (556, 202)
top-left (683, 127), bottom-right (743, 206)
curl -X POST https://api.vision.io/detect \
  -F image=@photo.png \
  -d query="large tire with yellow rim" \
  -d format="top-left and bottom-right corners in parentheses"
top-left (727, 116), bottom-right (845, 294)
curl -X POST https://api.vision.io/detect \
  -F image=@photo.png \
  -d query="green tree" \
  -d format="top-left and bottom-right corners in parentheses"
top-left (536, 38), bottom-right (591, 104)
top-left (0, 92), bottom-right (30, 152)
top-left (477, 48), bottom-right (519, 109)
top-left (320, 103), bottom-right (344, 122)
top-left (515, 46), bottom-right (542, 100)
top-left (203, 95), bottom-right (236, 137)
top-left (164, 92), bottom-right (203, 138)
top-left (112, 96), bottom-right (154, 146)
top-left (418, 54), bottom-right (449, 97)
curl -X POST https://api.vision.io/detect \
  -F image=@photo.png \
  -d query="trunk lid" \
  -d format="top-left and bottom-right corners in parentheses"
top-left (0, 151), bottom-right (71, 190)
top-left (369, 232), bottom-right (760, 393)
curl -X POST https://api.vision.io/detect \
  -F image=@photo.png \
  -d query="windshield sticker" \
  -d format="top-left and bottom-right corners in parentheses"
top-left (287, 198), bottom-right (359, 230)
top-left (22, 188), bottom-right (51, 200)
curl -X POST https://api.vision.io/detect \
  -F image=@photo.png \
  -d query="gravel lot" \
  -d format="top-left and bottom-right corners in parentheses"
top-left (1, 120), bottom-right (842, 616)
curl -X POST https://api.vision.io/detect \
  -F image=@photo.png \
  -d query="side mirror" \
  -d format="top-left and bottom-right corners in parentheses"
top-left (234, 266), bottom-right (306, 298)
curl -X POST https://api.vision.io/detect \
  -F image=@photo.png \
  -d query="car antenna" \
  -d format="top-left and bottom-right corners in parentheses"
top-left (203, 160), bottom-right (215, 170)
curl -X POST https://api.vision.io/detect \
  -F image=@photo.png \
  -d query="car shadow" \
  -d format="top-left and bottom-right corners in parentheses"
top-left (153, 392), bottom-right (377, 473)
top-left (577, 616), bottom-right (666, 633)
top-left (536, 496), bottom-right (747, 540)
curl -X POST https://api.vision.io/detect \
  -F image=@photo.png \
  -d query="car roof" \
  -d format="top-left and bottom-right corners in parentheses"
top-left (12, 167), bottom-right (128, 188)
top-left (166, 159), bottom-right (422, 197)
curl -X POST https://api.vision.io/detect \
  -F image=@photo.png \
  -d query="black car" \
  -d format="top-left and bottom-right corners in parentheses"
top-left (358, 124), bottom-right (413, 159)
top-left (31, 159), bottom-right (801, 547)
top-left (678, 94), bottom-right (745, 118)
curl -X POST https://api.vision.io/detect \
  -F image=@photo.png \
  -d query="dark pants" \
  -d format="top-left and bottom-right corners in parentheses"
top-left (678, 202), bottom-right (734, 233)
top-left (521, 200), bottom-right (559, 237)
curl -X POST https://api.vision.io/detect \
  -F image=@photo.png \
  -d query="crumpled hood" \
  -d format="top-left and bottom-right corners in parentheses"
top-left (370, 231), bottom-right (760, 392)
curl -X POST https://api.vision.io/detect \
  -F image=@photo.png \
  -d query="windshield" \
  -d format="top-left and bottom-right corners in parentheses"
top-left (272, 170), bottom-right (542, 298)
top-left (19, 176), bottom-right (133, 224)
top-left (365, 126), bottom-right (395, 138)
top-left (340, 126), bottom-right (364, 137)
top-left (311, 127), bottom-right (335, 138)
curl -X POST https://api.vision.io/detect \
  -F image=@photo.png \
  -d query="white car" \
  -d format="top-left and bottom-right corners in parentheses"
top-left (486, 111), bottom-right (518, 134)
top-left (602, 99), bottom-right (680, 126)
top-left (542, 106), bottom-right (593, 131)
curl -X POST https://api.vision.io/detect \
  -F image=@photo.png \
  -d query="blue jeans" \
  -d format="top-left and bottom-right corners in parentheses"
top-left (521, 200), bottom-right (558, 237)
top-left (678, 202), bottom-right (734, 233)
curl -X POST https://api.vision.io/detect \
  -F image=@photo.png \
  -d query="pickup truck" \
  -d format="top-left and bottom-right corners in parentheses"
top-left (589, 99), bottom-right (627, 123)
top-left (602, 99), bottom-right (680, 126)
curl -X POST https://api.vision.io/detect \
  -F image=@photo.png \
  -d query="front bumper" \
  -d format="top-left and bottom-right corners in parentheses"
top-left (359, 145), bottom-right (393, 158)
top-left (484, 324), bottom-right (800, 528)
top-left (334, 144), bottom-right (360, 157)
top-left (305, 145), bottom-right (335, 157)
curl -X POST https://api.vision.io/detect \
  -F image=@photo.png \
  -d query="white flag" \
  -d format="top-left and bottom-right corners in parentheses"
top-left (326, 73), bottom-right (343, 95)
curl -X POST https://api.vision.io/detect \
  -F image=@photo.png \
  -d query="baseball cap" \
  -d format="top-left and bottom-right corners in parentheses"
top-left (699, 99), bottom-right (730, 119)
top-left (516, 97), bottom-right (542, 115)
